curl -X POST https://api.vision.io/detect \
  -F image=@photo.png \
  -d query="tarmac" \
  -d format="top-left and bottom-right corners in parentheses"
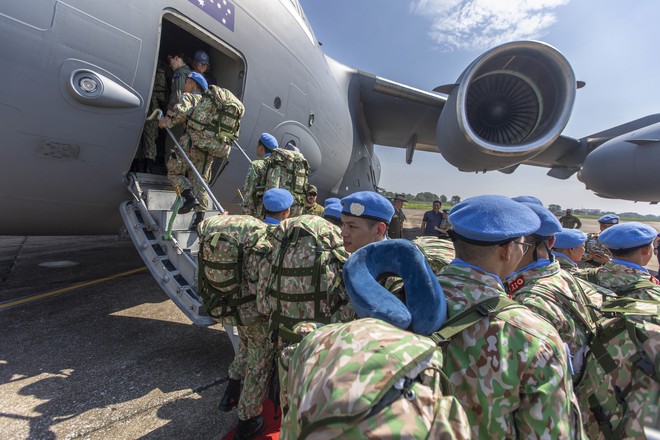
top-left (0, 235), bottom-right (238, 439)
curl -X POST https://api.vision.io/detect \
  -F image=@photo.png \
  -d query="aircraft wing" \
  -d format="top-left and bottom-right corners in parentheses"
top-left (355, 70), bottom-right (446, 160)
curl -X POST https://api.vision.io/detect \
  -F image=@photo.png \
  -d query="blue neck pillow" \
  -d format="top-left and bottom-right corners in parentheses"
top-left (343, 239), bottom-right (447, 335)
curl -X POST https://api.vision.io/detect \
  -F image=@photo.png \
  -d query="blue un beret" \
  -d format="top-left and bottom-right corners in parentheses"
top-left (193, 50), bottom-right (210, 64)
top-left (187, 72), bottom-right (208, 91)
top-left (598, 222), bottom-right (657, 250)
top-left (263, 188), bottom-right (293, 212)
top-left (341, 191), bottom-right (394, 224)
top-left (324, 197), bottom-right (341, 207)
top-left (554, 228), bottom-right (587, 249)
top-left (449, 195), bottom-right (541, 243)
top-left (512, 195), bottom-right (543, 206)
top-left (259, 133), bottom-right (278, 151)
top-left (323, 202), bottom-right (342, 220)
top-left (519, 202), bottom-right (562, 238)
top-left (598, 214), bottom-right (620, 225)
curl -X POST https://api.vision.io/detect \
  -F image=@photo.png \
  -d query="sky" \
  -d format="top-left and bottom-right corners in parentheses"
top-left (298, 0), bottom-right (660, 215)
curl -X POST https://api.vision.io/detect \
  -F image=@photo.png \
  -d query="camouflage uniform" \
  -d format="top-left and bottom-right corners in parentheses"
top-left (387, 208), bottom-right (406, 238)
top-left (241, 159), bottom-right (267, 217)
top-left (227, 222), bottom-right (277, 421)
top-left (580, 232), bottom-right (612, 268)
top-left (163, 93), bottom-right (213, 212)
top-left (437, 263), bottom-right (583, 438)
top-left (506, 260), bottom-right (593, 364)
top-left (280, 318), bottom-right (471, 439)
top-left (136, 66), bottom-right (167, 160)
top-left (559, 213), bottom-right (582, 229)
top-left (575, 261), bottom-right (660, 438)
top-left (302, 202), bottom-right (324, 217)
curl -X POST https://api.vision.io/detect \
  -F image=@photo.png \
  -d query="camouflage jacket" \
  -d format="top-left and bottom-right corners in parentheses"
top-left (387, 208), bottom-right (406, 239)
top-left (578, 261), bottom-right (660, 303)
top-left (302, 202), bottom-right (324, 217)
top-left (163, 92), bottom-right (202, 128)
top-left (241, 159), bottom-right (267, 216)
top-left (580, 232), bottom-right (612, 268)
top-left (559, 214), bottom-right (582, 229)
top-left (437, 263), bottom-right (583, 439)
top-left (150, 66), bottom-right (167, 112)
top-left (506, 260), bottom-right (594, 359)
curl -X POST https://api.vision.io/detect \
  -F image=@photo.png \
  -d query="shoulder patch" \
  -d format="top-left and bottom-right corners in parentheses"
top-left (650, 275), bottom-right (660, 285)
top-left (508, 275), bottom-right (525, 293)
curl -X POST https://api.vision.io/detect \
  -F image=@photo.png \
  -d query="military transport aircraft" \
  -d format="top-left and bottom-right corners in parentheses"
top-left (2, 0), bottom-right (660, 237)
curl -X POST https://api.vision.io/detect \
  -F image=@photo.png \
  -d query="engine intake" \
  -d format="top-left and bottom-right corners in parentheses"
top-left (436, 41), bottom-right (576, 172)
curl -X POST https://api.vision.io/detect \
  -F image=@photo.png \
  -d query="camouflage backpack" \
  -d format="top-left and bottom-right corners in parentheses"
top-left (197, 215), bottom-right (267, 325)
top-left (570, 278), bottom-right (660, 439)
top-left (263, 148), bottom-right (310, 216)
top-left (187, 85), bottom-right (245, 157)
top-left (280, 318), bottom-right (471, 440)
top-left (263, 215), bottom-right (349, 343)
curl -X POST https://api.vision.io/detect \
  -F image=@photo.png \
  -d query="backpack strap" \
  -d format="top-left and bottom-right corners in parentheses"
top-left (613, 279), bottom-right (660, 297)
top-left (430, 296), bottom-right (521, 346)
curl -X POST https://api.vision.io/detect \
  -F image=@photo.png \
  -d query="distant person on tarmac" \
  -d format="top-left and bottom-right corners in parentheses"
top-left (420, 200), bottom-right (448, 238)
top-left (559, 209), bottom-right (582, 229)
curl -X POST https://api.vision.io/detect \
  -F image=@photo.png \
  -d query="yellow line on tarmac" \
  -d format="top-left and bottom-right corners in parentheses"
top-left (0, 267), bottom-right (147, 311)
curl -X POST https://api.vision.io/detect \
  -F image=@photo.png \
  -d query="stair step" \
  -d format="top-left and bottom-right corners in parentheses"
top-left (145, 189), bottom-right (180, 211)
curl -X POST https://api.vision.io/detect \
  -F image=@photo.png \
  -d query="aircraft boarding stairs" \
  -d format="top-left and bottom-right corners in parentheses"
top-left (120, 172), bottom-right (217, 326)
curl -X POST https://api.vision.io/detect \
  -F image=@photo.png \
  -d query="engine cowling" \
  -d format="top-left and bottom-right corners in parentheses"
top-left (436, 41), bottom-right (576, 172)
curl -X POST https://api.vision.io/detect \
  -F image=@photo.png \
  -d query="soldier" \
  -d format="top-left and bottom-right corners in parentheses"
top-left (553, 228), bottom-right (588, 273)
top-left (242, 133), bottom-right (277, 217)
top-left (322, 201), bottom-right (342, 227)
top-left (158, 72), bottom-right (209, 230)
top-left (191, 50), bottom-right (217, 86)
top-left (437, 195), bottom-right (583, 438)
top-left (302, 184), bottom-right (324, 216)
top-left (164, 49), bottom-right (191, 114)
top-left (133, 65), bottom-right (167, 173)
top-left (575, 222), bottom-right (660, 438)
top-left (559, 208), bottom-right (582, 229)
top-left (506, 202), bottom-right (595, 380)
top-left (581, 214), bottom-right (620, 268)
top-left (387, 193), bottom-right (407, 239)
top-left (340, 191), bottom-right (394, 253)
top-left (219, 188), bottom-right (294, 440)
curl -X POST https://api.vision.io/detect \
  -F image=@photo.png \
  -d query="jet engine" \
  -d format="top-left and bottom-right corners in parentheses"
top-left (436, 41), bottom-right (576, 172)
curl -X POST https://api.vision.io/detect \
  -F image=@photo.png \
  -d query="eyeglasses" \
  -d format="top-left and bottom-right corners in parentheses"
top-left (517, 240), bottom-right (533, 255)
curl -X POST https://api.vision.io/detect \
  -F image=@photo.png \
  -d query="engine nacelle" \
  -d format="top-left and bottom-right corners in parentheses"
top-left (436, 41), bottom-right (576, 172)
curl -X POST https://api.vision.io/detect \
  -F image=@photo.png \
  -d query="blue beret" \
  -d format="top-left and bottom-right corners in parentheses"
top-left (598, 214), bottom-right (620, 225)
top-left (187, 72), bottom-right (208, 91)
top-left (554, 228), bottom-right (587, 249)
top-left (598, 222), bottom-right (657, 250)
top-left (449, 195), bottom-right (541, 243)
top-left (341, 191), bottom-right (394, 224)
top-left (259, 133), bottom-right (278, 150)
top-left (519, 202), bottom-right (562, 238)
top-left (263, 188), bottom-right (293, 212)
top-left (511, 195), bottom-right (543, 205)
top-left (323, 202), bottom-right (342, 220)
top-left (193, 50), bottom-right (209, 64)
top-left (324, 197), bottom-right (341, 207)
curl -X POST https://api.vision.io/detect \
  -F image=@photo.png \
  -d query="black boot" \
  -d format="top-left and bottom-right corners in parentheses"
top-left (218, 378), bottom-right (241, 412)
top-left (178, 189), bottom-right (199, 214)
top-left (189, 211), bottom-right (205, 231)
top-left (234, 415), bottom-right (264, 440)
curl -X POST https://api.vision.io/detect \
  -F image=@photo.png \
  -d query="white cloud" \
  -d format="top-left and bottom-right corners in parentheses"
top-left (410, 0), bottom-right (570, 51)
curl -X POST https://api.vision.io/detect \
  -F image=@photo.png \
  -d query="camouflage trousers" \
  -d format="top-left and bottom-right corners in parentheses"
top-left (136, 118), bottom-right (158, 160)
top-left (166, 135), bottom-right (214, 212)
top-left (227, 317), bottom-right (276, 420)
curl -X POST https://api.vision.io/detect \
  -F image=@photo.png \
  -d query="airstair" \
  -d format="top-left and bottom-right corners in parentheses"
top-left (120, 172), bottom-right (217, 325)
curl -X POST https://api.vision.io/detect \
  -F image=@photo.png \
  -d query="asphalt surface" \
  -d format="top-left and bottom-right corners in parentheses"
top-left (0, 235), bottom-right (237, 439)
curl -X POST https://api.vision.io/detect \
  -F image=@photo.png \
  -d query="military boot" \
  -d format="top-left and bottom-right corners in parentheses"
top-left (218, 378), bottom-right (241, 412)
top-left (189, 211), bottom-right (204, 231)
top-left (178, 189), bottom-right (199, 214)
top-left (234, 415), bottom-right (264, 440)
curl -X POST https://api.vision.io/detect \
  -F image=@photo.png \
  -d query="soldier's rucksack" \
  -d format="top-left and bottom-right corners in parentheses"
top-left (280, 318), bottom-right (471, 440)
top-left (187, 85), bottom-right (245, 157)
top-left (197, 215), bottom-right (266, 325)
top-left (263, 215), bottom-right (349, 343)
top-left (263, 148), bottom-right (310, 217)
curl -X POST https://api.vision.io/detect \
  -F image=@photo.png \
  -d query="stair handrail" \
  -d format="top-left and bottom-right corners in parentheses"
top-left (150, 110), bottom-right (224, 213)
